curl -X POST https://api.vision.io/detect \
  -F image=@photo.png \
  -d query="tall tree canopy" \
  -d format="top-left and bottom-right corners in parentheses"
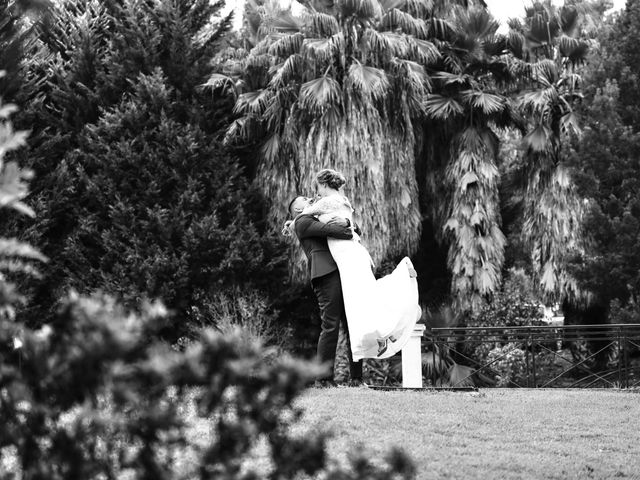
top-left (213, 0), bottom-right (593, 312)
top-left (564, 0), bottom-right (640, 319)
top-left (3, 0), bottom-right (286, 334)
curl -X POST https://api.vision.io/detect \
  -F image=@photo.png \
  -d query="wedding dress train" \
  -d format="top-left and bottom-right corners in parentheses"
top-left (328, 236), bottom-right (422, 361)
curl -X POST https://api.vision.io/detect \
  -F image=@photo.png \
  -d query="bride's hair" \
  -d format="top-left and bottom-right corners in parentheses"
top-left (316, 168), bottom-right (346, 190)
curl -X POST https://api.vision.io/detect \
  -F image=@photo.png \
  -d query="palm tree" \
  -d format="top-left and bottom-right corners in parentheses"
top-left (421, 5), bottom-right (522, 312)
top-left (508, 1), bottom-right (593, 304)
top-left (212, 0), bottom-right (594, 315)
top-left (209, 0), bottom-right (442, 280)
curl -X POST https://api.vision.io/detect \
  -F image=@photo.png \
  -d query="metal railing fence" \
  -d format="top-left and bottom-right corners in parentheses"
top-left (428, 324), bottom-right (640, 388)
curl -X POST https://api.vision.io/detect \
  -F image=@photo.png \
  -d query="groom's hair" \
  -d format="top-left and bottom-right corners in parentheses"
top-left (288, 196), bottom-right (304, 218)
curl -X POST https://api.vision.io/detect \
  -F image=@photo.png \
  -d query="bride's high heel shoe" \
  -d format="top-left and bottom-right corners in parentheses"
top-left (377, 338), bottom-right (388, 356)
top-left (405, 258), bottom-right (418, 278)
top-left (377, 335), bottom-right (398, 356)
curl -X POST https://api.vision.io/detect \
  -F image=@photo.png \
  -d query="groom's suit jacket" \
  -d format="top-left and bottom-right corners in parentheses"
top-left (294, 214), bottom-right (355, 281)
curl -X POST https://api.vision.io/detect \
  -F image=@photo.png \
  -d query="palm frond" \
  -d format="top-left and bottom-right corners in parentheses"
top-left (307, 11), bottom-right (340, 37)
top-left (557, 72), bottom-right (581, 92)
top-left (380, 8), bottom-right (428, 38)
top-left (201, 73), bottom-right (236, 94)
top-left (560, 111), bottom-right (580, 137)
top-left (507, 17), bottom-right (523, 33)
top-left (224, 117), bottom-right (253, 144)
top-left (245, 53), bottom-right (272, 72)
top-left (427, 17), bottom-right (457, 41)
top-left (391, 59), bottom-right (428, 91)
top-left (533, 59), bottom-right (558, 86)
top-left (557, 35), bottom-right (578, 58)
top-left (261, 133), bottom-right (281, 164)
top-left (461, 90), bottom-right (505, 115)
top-left (403, 0), bottom-right (434, 19)
top-left (271, 10), bottom-right (305, 33)
top-left (527, 8), bottom-right (560, 44)
top-left (362, 29), bottom-right (407, 57)
top-left (299, 76), bottom-right (342, 114)
top-left (447, 364), bottom-right (477, 387)
top-left (422, 349), bottom-right (450, 378)
top-left (522, 124), bottom-right (551, 153)
top-left (506, 31), bottom-right (525, 59)
top-left (455, 6), bottom-right (500, 39)
top-left (302, 37), bottom-right (337, 63)
top-left (559, 4), bottom-right (579, 36)
top-left (267, 32), bottom-right (304, 57)
top-left (424, 94), bottom-right (463, 120)
top-left (346, 61), bottom-right (389, 101)
top-left (269, 54), bottom-right (303, 88)
top-left (406, 37), bottom-right (441, 65)
top-left (214, 46), bottom-right (250, 62)
top-left (263, 88), bottom-right (294, 130)
top-left (234, 89), bottom-right (271, 115)
top-left (431, 71), bottom-right (471, 87)
top-left (442, 53), bottom-right (463, 75)
top-left (338, 0), bottom-right (381, 19)
top-left (566, 41), bottom-right (590, 65)
top-left (329, 31), bottom-right (346, 54)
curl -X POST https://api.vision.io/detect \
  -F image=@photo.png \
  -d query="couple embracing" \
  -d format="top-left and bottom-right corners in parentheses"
top-left (285, 169), bottom-right (422, 386)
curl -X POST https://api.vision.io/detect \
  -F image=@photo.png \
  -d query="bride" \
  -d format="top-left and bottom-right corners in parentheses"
top-left (292, 169), bottom-right (421, 361)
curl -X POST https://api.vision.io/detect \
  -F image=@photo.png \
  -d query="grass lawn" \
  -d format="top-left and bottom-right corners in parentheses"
top-left (285, 388), bottom-right (640, 480)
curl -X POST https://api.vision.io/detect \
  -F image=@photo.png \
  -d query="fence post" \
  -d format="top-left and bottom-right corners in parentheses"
top-left (530, 327), bottom-right (537, 388)
top-left (402, 324), bottom-right (426, 388)
top-left (617, 326), bottom-right (623, 388)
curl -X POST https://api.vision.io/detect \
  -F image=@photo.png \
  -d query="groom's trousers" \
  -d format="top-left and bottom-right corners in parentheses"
top-left (312, 270), bottom-right (362, 381)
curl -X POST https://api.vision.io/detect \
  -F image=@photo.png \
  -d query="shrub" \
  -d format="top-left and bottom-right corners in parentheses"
top-left (468, 268), bottom-right (544, 328)
top-left (186, 287), bottom-right (291, 353)
top-left (0, 293), bottom-right (415, 479)
top-left (0, 88), bottom-right (415, 480)
top-left (480, 343), bottom-right (527, 387)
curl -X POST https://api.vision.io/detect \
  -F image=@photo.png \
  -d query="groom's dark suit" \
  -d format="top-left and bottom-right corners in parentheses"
top-left (294, 214), bottom-right (362, 383)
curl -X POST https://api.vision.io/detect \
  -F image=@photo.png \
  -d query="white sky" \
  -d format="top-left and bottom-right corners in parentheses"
top-left (485, 0), bottom-right (626, 26)
top-left (223, 0), bottom-right (627, 31)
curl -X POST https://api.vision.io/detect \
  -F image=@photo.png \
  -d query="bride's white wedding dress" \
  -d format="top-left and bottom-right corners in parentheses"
top-left (303, 195), bottom-right (422, 361)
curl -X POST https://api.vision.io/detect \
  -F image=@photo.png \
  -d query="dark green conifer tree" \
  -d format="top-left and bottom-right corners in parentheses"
top-left (5, 0), bottom-right (286, 335)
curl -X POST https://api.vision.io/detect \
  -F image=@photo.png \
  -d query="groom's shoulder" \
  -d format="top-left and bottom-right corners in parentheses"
top-left (293, 213), bottom-right (314, 231)
top-left (294, 213), bottom-right (315, 224)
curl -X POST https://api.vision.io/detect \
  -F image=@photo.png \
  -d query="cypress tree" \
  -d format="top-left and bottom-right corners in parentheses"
top-left (6, 0), bottom-right (286, 334)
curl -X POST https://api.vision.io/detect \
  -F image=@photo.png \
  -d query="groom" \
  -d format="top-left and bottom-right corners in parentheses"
top-left (288, 196), bottom-right (363, 386)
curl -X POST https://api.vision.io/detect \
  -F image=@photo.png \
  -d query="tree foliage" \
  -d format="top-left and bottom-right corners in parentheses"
top-left (565, 1), bottom-right (640, 313)
top-left (0, 292), bottom-right (415, 479)
top-left (210, 0), bottom-right (442, 280)
top-left (4, 0), bottom-right (286, 333)
top-left (215, 0), bottom-right (596, 313)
